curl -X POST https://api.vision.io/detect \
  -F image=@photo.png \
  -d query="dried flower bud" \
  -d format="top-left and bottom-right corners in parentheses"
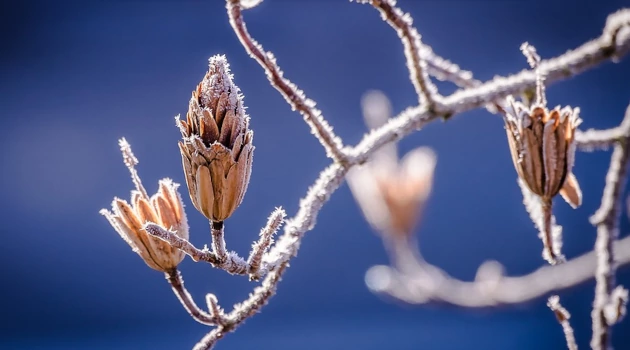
top-left (100, 139), bottom-right (189, 272)
top-left (504, 43), bottom-right (583, 208)
top-left (177, 55), bottom-right (254, 222)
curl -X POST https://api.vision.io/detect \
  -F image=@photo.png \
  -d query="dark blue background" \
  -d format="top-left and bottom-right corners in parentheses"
top-left (2, 0), bottom-right (630, 349)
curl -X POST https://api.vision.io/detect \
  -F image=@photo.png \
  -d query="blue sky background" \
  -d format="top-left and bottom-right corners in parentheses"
top-left (2, 0), bottom-right (630, 349)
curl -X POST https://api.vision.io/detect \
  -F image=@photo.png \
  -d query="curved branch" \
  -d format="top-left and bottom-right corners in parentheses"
top-left (225, 0), bottom-right (347, 163)
top-left (359, 0), bottom-right (442, 110)
top-left (365, 235), bottom-right (630, 307)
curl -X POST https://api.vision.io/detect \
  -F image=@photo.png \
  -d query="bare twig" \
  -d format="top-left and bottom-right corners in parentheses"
top-left (590, 104), bottom-right (630, 350)
top-left (205, 294), bottom-right (228, 326)
top-left (247, 207), bottom-right (286, 278)
top-left (145, 223), bottom-right (249, 275)
top-left (211, 221), bottom-right (229, 264)
top-left (193, 264), bottom-right (288, 350)
top-left (547, 295), bottom-right (578, 350)
top-left (225, 0), bottom-right (348, 163)
top-left (577, 102), bottom-right (630, 150)
top-left (165, 269), bottom-right (217, 326)
top-left (359, 0), bottom-right (442, 110)
top-left (365, 235), bottom-right (630, 307)
top-left (118, 138), bottom-right (149, 200)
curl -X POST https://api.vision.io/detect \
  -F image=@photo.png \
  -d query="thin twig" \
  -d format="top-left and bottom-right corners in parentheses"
top-left (165, 269), bottom-right (216, 326)
top-left (360, 0), bottom-right (442, 110)
top-left (590, 104), bottom-right (630, 350)
top-left (145, 223), bottom-right (249, 275)
top-left (247, 207), bottom-right (286, 278)
top-left (547, 295), bottom-right (578, 350)
top-left (211, 221), bottom-right (228, 263)
top-left (193, 264), bottom-right (288, 350)
top-left (225, 0), bottom-right (348, 163)
top-left (205, 294), bottom-right (228, 326)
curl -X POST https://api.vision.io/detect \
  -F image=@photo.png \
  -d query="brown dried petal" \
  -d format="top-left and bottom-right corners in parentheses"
top-left (219, 109), bottom-right (237, 147)
top-left (201, 109), bottom-right (220, 145)
top-left (159, 180), bottom-right (183, 224)
top-left (521, 125), bottom-right (545, 196)
top-left (135, 197), bottom-right (159, 224)
top-left (154, 195), bottom-right (177, 231)
top-left (214, 92), bottom-right (230, 129)
top-left (208, 147), bottom-right (232, 220)
top-left (505, 125), bottom-right (526, 182)
top-left (114, 199), bottom-right (161, 268)
top-left (110, 213), bottom-right (162, 271)
top-left (542, 119), bottom-right (559, 197)
top-left (559, 173), bottom-right (582, 208)
top-left (232, 133), bottom-right (245, 161)
top-left (196, 165), bottom-right (215, 220)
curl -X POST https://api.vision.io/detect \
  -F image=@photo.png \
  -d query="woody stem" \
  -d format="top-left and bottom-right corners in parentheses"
top-left (211, 221), bottom-right (228, 263)
top-left (165, 268), bottom-right (216, 325)
top-left (542, 197), bottom-right (557, 264)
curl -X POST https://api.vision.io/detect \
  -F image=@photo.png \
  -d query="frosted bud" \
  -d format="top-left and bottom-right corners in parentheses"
top-left (100, 139), bottom-right (189, 272)
top-left (177, 55), bottom-right (254, 223)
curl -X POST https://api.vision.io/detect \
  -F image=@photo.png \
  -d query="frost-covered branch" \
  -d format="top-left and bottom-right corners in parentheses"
top-left (247, 207), bottom-right (285, 278)
top-left (576, 105), bottom-right (630, 151)
top-left (193, 264), bottom-right (288, 350)
top-left (358, 0), bottom-right (442, 110)
top-left (225, 0), bottom-right (348, 163)
top-left (146, 207), bottom-right (286, 280)
top-left (166, 269), bottom-right (218, 326)
top-left (548, 295), bottom-right (578, 350)
top-left (590, 104), bottom-right (630, 350)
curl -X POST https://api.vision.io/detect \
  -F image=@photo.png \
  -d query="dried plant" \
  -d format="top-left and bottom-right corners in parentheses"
top-left (100, 0), bottom-right (630, 349)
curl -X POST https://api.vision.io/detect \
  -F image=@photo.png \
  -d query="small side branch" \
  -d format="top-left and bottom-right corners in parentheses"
top-left (590, 104), bottom-right (630, 350)
top-left (247, 207), bottom-right (286, 278)
top-left (225, 0), bottom-right (347, 163)
top-left (145, 224), bottom-right (248, 275)
top-left (577, 105), bottom-right (630, 150)
top-left (360, 0), bottom-right (442, 110)
top-left (547, 295), bottom-right (578, 350)
top-left (165, 269), bottom-right (217, 326)
top-left (193, 264), bottom-right (288, 350)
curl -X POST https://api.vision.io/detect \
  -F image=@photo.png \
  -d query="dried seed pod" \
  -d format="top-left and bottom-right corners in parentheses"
top-left (504, 44), bottom-right (583, 208)
top-left (177, 55), bottom-right (254, 223)
top-left (101, 139), bottom-right (189, 272)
